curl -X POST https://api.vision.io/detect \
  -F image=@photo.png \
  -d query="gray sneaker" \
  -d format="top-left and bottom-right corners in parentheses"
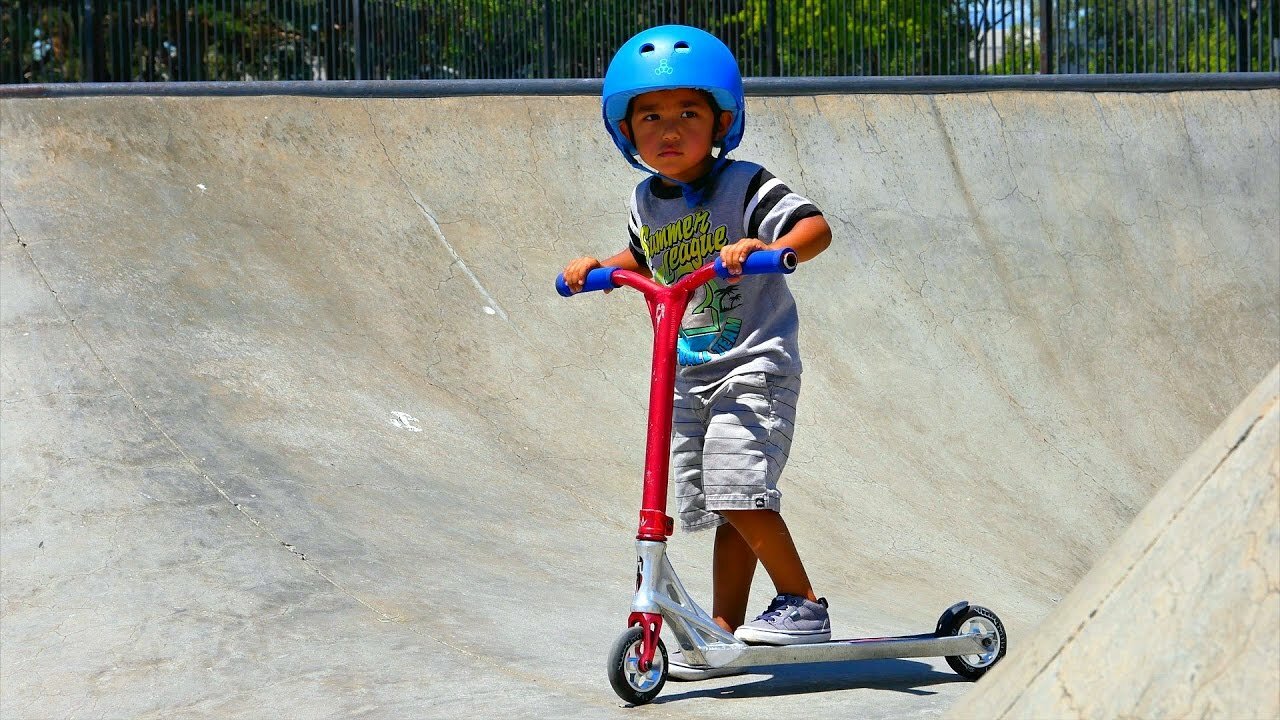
top-left (734, 594), bottom-right (831, 645)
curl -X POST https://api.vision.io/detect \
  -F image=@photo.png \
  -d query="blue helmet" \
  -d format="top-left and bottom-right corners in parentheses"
top-left (602, 25), bottom-right (745, 165)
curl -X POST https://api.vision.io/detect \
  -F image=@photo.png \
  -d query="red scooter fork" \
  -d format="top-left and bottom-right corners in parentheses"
top-left (627, 612), bottom-right (664, 672)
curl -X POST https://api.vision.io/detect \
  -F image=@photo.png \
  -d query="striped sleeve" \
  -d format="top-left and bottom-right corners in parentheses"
top-left (627, 186), bottom-right (647, 266)
top-left (742, 168), bottom-right (823, 244)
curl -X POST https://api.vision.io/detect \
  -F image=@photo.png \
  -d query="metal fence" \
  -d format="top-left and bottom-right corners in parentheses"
top-left (1050, 0), bottom-right (1278, 72)
top-left (3, 1), bottom-right (1277, 84)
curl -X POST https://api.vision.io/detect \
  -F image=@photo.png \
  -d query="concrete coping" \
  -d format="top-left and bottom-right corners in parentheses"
top-left (3, 72), bottom-right (1278, 99)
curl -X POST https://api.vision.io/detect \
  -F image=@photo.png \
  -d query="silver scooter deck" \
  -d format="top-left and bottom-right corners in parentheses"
top-left (711, 631), bottom-right (990, 669)
top-left (633, 540), bottom-right (997, 670)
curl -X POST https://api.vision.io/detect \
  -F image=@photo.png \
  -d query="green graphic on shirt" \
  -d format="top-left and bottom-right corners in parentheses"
top-left (679, 284), bottom-right (743, 366)
top-left (639, 211), bottom-right (739, 366)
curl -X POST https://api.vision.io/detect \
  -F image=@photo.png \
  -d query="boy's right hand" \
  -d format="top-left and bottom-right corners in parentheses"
top-left (562, 256), bottom-right (604, 294)
top-left (560, 256), bottom-right (604, 293)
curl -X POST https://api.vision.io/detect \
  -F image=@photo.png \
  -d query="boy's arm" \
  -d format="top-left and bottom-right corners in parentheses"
top-left (720, 214), bottom-right (832, 278)
top-left (602, 247), bottom-right (651, 273)
top-left (773, 214), bottom-right (832, 262)
top-left (561, 247), bottom-right (651, 294)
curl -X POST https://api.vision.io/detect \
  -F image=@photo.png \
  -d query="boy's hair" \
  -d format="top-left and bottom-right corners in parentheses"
top-left (625, 90), bottom-right (725, 127)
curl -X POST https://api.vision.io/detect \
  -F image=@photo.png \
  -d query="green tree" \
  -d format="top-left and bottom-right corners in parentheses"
top-left (710, 0), bottom-right (985, 75)
top-left (1, 1), bottom-right (83, 83)
top-left (1051, 0), bottom-right (1276, 73)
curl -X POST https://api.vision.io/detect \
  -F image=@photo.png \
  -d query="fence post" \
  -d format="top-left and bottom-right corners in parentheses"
top-left (1040, 0), bottom-right (1054, 73)
top-left (1232, 0), bottom-right (1250, 72)
top-left (766, 0), bottom-right (778, 75)
top-left (542, 0), bottom-right (552, 78)
top-left (81, 0), bottom-right (96, 82)
top-left (353, 0), bottom-right (365, 80)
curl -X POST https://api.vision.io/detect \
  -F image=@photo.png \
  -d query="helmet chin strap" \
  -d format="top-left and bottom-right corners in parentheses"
top-left (626, 147), bottom-right (732, 208)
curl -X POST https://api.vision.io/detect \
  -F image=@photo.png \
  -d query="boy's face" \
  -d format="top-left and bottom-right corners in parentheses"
top-left (621, 88), bottom-right (732, 184)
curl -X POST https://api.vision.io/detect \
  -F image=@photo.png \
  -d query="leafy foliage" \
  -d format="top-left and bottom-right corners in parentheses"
top-left (1051, 0), bottom-right (1277, 73)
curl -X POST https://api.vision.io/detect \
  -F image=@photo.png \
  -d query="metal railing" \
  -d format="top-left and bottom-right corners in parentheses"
top-left (3, 1), bottom-right (1277, 84)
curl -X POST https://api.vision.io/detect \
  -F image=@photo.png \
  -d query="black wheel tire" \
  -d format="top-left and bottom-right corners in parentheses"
top-left (940, 605), bottom-right (1007, 681)
top-left (606, 626), bottom-right (668, 705)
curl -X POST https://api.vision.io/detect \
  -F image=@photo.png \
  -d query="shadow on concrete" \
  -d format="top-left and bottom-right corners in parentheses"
top-left (653, 658), bottom-right (966, 704)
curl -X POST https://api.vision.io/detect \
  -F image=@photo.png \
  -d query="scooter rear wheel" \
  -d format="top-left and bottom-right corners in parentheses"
top-left (940, 605), bottom-right (1007, 680)
top-left (606, 626), bottom-right (668, 705)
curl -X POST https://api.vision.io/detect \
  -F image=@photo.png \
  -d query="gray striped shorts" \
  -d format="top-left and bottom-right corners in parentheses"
top-left (672, 371), bottom-right (801, 533)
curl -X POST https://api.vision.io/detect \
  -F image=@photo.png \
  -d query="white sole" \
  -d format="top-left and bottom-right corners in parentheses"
top-left (732, 627), bottom-right (832, 645)
top-left (667, 663), bottom-right (747, 682)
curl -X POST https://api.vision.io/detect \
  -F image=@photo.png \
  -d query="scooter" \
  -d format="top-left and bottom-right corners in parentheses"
top-left (557, 249), bottom-right (1008, 705)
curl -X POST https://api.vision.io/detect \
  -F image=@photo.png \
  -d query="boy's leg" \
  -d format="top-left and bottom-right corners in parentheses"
top-left (720, 508), bottom-right (817, 603)
top-left (698, 372), bottom-right (828, 644)
top-left (711, 523), bottom-right (758, 633)
top-left (698, 372), bottom-right (815, 603)
top-left (727, 510), bottom-right (830, 646)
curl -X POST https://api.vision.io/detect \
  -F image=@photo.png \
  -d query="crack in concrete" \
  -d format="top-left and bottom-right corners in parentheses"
top-left (360, 101), bottom-right (519, 335)
top-left (3, 391), bottom-right (125, 406)
top-left (1091, 94), bottom-right (1126, 167)
top-left (780, 97), bottom-right (818, 193)
top-left (1058, 675), bottom-right (1084, 718)
top-left (986, 95), bottom-right (1034, 213)
top-left (859, 103), bottom-right (921, 217)
top-left (522, 102), bottom-right (557, 225)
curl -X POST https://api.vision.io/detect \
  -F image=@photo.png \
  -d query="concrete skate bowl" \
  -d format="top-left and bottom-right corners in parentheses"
top-left (948, 363), bottom-right (1278, 719)
top-left (1, 87), bottom-right (1276, 718)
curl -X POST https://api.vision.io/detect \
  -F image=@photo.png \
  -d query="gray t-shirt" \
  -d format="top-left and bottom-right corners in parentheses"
top-left (626, 160), bottom-right (823, 389)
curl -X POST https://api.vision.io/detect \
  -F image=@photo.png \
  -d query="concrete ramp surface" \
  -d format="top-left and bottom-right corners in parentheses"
top-left (948, 364), bottom-right (1279, 719)
top-left (2, 89), bottom-right (1277, 718)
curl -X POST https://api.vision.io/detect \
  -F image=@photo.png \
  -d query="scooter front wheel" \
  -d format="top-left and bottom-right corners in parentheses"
top-left (940, 604), bottom-right (1007, 680)
top-left (606, 626), bottom-right (668, 705)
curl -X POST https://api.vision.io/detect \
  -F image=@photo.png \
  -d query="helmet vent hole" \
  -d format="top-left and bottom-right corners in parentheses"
top-left (639, 43), bottom-right (656, 54)
top-left (674, 41), bottom-right (690, 52)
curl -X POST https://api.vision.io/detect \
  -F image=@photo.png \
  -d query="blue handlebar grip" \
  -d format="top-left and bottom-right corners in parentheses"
top-left (714, 248), bottom-right (799, 279)
top-left (556, 267), bottom-right (620, 297)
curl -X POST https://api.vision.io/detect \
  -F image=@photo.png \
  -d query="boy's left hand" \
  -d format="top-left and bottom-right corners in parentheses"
top-left (719, 238), bottom-right (769, 283)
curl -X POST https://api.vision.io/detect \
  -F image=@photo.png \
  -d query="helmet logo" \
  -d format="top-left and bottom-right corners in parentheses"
top-left (655, 59), bottom-right (674, 76)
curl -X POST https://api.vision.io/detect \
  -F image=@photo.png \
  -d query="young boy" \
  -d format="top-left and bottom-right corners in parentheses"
top-left (562, 25), bottom-right (833, 650)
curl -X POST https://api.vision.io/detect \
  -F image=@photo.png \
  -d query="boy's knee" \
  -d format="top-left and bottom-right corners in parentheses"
top-left (719, 508), bottom-right (782, 526)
